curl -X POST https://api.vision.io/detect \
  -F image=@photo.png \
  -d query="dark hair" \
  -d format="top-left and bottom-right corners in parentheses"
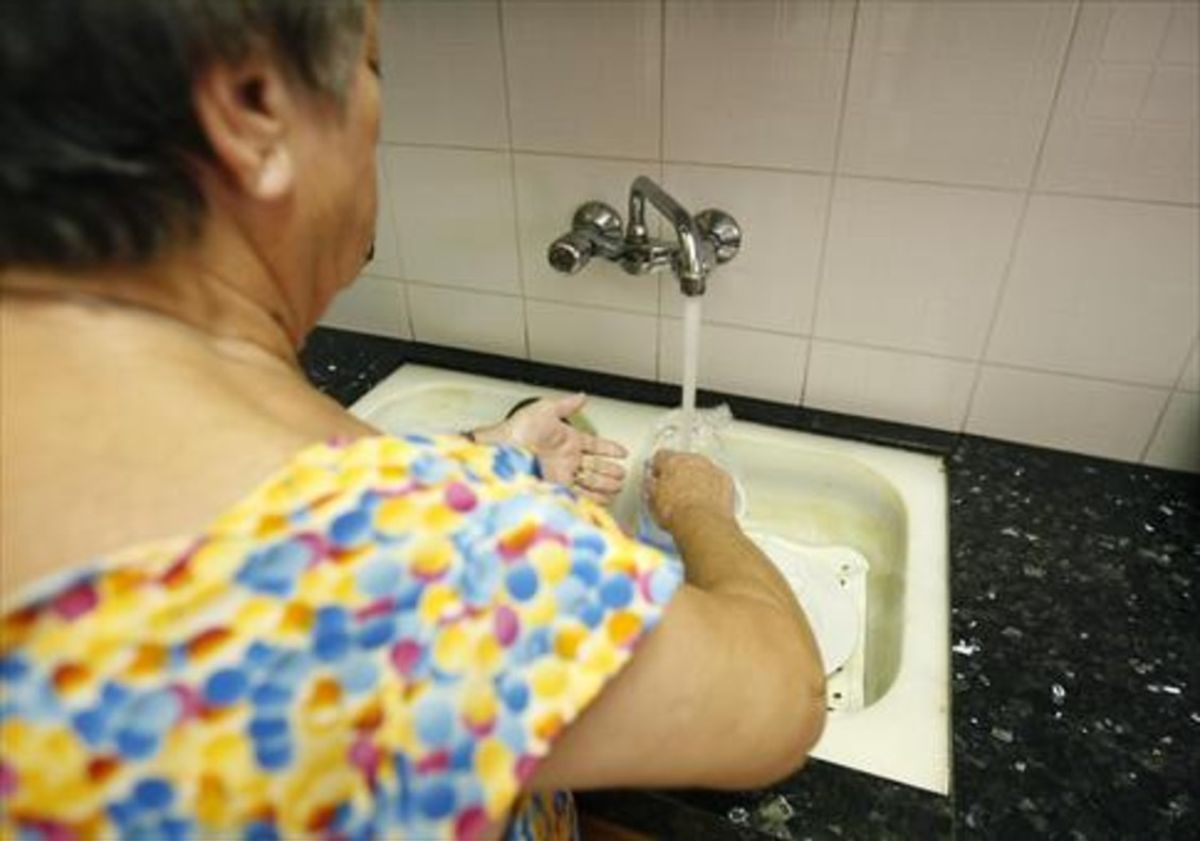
top-left (0, 0), bottom-right (365, 270)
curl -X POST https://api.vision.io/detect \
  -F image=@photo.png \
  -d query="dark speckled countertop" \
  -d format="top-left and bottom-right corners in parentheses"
top-left (301, 328), bottom-right (1199, 840)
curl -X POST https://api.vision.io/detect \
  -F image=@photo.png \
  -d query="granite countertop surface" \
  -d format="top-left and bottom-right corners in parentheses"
top-left (301, 328), bottom-right (1198, 840)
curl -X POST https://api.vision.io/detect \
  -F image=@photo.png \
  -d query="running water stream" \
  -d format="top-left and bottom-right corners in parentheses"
top-left (679, 296), bottom-right (702, 451)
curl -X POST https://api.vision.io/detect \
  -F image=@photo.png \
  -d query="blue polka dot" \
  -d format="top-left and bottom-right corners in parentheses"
top-left (417, 782), bottom-right (457, 820)
top-left (314, 631), bottom-right (352, 662)
top-left (250, 682), bottom-right (291, 709)
top-left (450, 739), bottom-right (476, 771)
top-left (236, 541), bottom-right (310, 596)
top-left (315, 605), bottom-right (350, 633)
top-left (499, 678), bottom-right (529, 713)
top-left (357, 617), bottom-right (397, 649)
top-left (161, 817), bottom-right (192, 841)
top-left (244, 820), bottom-right (280, 841)
top-left (255, 740), bottom-right (293, 771)
top-left (244, 642), bottom-right (277, 670)
top-left (248, 717), bottom-right (288, 740)
top-left (115, 728), bottom-right (158, 760)
top-left (0, 654), bottom-right (28, 681)
top-left (265, 650), bottom-right (311, 686)
top-left (506, 565), bottom-right (539, 602)
top-left (204, 669), bottom-right (249, 707)
top-left (337, 657), bottom-right (380, 695)
top-left (570, 557), bottom-right (602, 588)
top-left (649, 563), bottom-right (682, 604)
top-left (491, 451), bottom-right (517, 481)
top-left (128, 689), bottom-right (181, 734)
top-left (496, 715), bottom-right (527, 754)
top-left (358, 559), bottom-right (402, 598)
top-left (571, 533), bottom-right (607, 562)
top-left (331, 509), bottom-right (372, 547)
top-left (577, 600), bottom-right (605, 629)
top-left (414, 697), bottom-right (455, 747)
top-left (555, 577), bottom-right (588, 611)
top-left (107, 800), bottom-right (138, 830)
top-left (600, 574), bottom-right (635, 609)
top-left (72, 708), bottom-right (109, 746)
top-left (101, 681), bottom-right (132, 707)
top-left (133, 778), bottom-right (174, 811)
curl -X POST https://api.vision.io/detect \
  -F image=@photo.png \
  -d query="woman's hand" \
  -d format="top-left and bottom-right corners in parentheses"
top-left (473, 393), bottom-right (628, 505)
top-left (645, 449), bottom-right (735, 532)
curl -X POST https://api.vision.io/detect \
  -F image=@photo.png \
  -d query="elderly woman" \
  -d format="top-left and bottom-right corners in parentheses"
top-left (0, 2), bottom-right (825, 839)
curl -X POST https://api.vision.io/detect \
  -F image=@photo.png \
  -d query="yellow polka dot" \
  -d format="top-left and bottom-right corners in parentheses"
top-left (430, 502), bottom-right (465, 531)
top-left (462, 682), bottom-right (498, 728)
top-left (375, 497), bottom-right (415, 534)
top-left (529, 659), bottom-right (569, 699)
top-left (475, 737), bottom-right (513, 782)
top-left (525, 592), bottom-right (557, 626)
top-left (473, 635), bottom-right (503, 671)
top-left (582, 642), bottom-right (619, 676)
top-left (234, 595), bottom-right (280, 632)
top-left (412, 536), bottom-right (454, 577)
top-left (530, 542), bottom-right (570, 584)
top-left (433, 624), bottom-right (470, 672)
top-left (606, 610), bottom-right (642, 647)
top-left (555, 624), bottom-right (589, 660)
top-left (603, 552), bottom-right (638, 577)
top-left (203, 732), bottom-right (252, 771)
top-left (419, 584), bottom-right (460, 625)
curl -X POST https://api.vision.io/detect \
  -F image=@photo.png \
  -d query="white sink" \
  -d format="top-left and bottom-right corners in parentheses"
top-left (350, 364), bottom-right (950, 795)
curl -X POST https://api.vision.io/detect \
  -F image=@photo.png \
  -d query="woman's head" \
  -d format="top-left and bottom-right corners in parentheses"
top-left (0, 0), bottom-right (379, 327)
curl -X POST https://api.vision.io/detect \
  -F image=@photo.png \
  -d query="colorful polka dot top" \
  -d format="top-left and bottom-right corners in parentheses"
top-left (0, 434), bottom-right (683, 840)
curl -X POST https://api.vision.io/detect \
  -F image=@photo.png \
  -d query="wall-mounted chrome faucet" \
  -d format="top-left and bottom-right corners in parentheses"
top-left (547, 175), bottom-right (741, 296)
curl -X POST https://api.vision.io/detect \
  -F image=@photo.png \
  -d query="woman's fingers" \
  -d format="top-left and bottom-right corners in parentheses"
top-left (581, 455), bottom-right (625, 481)
top-left (582, 433), bottom-right (628, 460)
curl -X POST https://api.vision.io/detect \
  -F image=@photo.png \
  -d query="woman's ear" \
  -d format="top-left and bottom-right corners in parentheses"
top-left (192, 56), bottom-right (296, 201)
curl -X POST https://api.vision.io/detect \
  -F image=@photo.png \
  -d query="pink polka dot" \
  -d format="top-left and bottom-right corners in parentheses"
top-left (515, 754), bottom-right (540, 784)
top-left (455, 807), bottom-right (491, 841)
top-left (415, 749), bottom-right (450, 774)
top-left (494, 606), bottom-right (519, 647)
top-left (390, 640), bottom-right (423, 676)
top-left (444, 482), bottom-right (477, 512)
top-left (349, 736), bottom-right (381, 777)
top-left (51, 581), bottom-right (98, 621)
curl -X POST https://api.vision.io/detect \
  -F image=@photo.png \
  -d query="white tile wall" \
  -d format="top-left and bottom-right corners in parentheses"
top-left (384, 146), bottom-right (520, 293)
top-left (502, 0), bottom-right (661, 159)
top-left (663, 0), bottom-right (853, 171)
top-left (527, 300), bottom-right (658, 379)
top-left (324, 0), bottom-right (1200, 471)
top-left (814, 178), bottom-right (1024, 358)
top-left (661, 164), bottom-right (830, 334)
top-left (967, 366), bottom-right (1169, 462)
top-left (986, 195), bottom-right (1199, 387)
top-left (366, 156), bottom-right (402, 280)
top-left (1037, 2), bottom-right (1199, 204)
top-left (1145, 391), bottom-right (1200, 472)
top-left (839, 1), bottom-right (1075, 188)
top-left (805, 341), bottom-right (977, 430)
top-left (378, 1), bottom-right (508, 148)
top-left (407, 283), bottom-right (526, 358)
top-left (659, 319), bottom-right (808, 403)
top-left (321, 275), bottom-right (410, 340)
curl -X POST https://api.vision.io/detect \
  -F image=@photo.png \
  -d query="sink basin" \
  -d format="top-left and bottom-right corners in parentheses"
top-left (350, 364), bottom-right (950, 795)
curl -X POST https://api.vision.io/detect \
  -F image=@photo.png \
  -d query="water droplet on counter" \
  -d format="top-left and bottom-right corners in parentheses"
top-left (991, 727), bottom-right (1014, 744)
top-left (1052, 683), bottom-right (1067, 705)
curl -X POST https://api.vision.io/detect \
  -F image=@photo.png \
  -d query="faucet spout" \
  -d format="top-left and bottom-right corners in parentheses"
top-left (628, 175), bottom-right (709, 295)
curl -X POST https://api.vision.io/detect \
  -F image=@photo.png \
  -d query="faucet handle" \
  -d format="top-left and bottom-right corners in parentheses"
top-left (695, 209), bottom-right (741, 264)
top-left (548, 202), bottom-right (625, 274)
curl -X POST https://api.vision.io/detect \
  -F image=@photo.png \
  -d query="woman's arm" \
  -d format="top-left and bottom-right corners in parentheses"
top-left (530, 451), bottom-right (827, 791)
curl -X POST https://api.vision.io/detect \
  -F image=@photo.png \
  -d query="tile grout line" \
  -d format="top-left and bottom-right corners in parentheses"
top-left (959, 0), bottom-right (1085, 436)
top-left (493, 0), bottom-right (532, 362)
top-left (376, 139), bottom-right (1200, 210)
top-left (799, 0), bottom-right (861, 411)
top-left (377, 147), bottom-right (417, 341)
top-left (654, 0), bottom-right (667, 385)
top-left (1137, 335), bottom-right (1199, 462)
